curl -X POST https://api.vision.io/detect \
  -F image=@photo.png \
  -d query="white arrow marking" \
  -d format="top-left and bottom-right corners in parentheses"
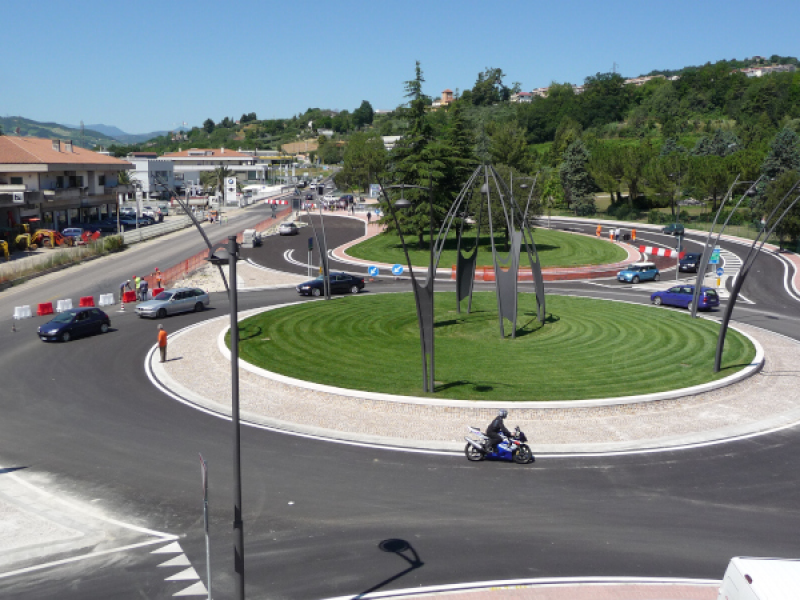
top-left (158, 554), bottom-right (191, 568)
top-left (173, 580), bottom-right (209, 596)
top-left (165, 566), bottom-right (201, 581)
top-left (152, 541), bottom-right (183, 554)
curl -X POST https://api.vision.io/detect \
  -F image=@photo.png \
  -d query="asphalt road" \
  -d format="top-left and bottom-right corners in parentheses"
top-left (1, 213), bottom-right (799, 599)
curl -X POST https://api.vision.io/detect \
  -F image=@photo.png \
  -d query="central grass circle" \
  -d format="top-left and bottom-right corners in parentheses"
top-left (346, 228), bottom-right (628, 268)
top-left (234, 293), bottom-right (756, 402)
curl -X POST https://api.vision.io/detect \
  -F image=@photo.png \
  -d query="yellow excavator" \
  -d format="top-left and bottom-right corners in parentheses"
top-left (0, 240), bottom-right (8, 260)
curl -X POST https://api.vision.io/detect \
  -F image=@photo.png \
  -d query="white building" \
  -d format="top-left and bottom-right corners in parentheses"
top-left (127, 154), bottom-right (175, 200)
top-left (158, 147), bottom-right (268, 190)
top-left (0, 136), bottom-right (132, 230)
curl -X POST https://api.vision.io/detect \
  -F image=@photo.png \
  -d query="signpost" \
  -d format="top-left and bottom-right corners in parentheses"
top-left (716, 266), bottom-right (724, 289)
top-left (391, 264), bottom-right (404, 277)
top-left (368, 265), bottom-right (380, 278)
top-left (308, 237), bottom-right (314, 277)
top-left (709, 247), bottom-right (721, 264)
top-left (199, 454), bottom-right (211, 600)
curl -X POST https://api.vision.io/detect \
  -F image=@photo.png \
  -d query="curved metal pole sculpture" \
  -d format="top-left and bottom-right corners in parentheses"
top-left (379, 181), bottom-right (436, 393)
top-left (690, 176), bottom-right (762, 318)
top-left (153, 174), bottom-right (229, 293)
top-left (714, 179), bottom-right (800, 372)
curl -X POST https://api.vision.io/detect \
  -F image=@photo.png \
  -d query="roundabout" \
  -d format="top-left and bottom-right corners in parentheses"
top-left (145, 291), bottom-right (800, 455)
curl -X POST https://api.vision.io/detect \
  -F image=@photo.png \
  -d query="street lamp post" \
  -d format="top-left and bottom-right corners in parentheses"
top-left (207, 236), bottom-right (245, 599)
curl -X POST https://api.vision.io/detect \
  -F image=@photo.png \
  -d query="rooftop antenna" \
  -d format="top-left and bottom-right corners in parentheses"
top-left (80, 120), bottom-right (85, 148)
top-left (612, 62), bottom-right (618, 74)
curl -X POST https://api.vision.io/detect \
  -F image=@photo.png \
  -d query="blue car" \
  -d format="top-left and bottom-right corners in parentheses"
top-left (650, 285), bottom-right (720, 311)
top-left (617, 261), bottom-right (660, 284)
top-left (38, 307), bottom-right (111, 342)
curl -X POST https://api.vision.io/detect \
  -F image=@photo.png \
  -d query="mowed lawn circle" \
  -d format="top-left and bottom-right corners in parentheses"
top-left (346, 228), bottom-right (628, 268)
top-left (234, 293), bottom-right (756, 402)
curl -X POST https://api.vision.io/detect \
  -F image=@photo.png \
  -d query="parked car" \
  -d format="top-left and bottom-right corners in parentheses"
top-left (679, 252), bottom-right (703, 273)
top-left (617, 261), bottom-right (660, 284)
top-left (135, 287), bottom-right (210, 319)
top-left (38, 307), bottom-right (111, 342)
top-left (279, 222), bottom-right (299, 236)
top-left (662, 223), bottom-right (685, 236)
top-left (61, 227), bottom-right (84, 239)
top-left (296, 272), bottom-right (365, 296)
top-left (650, 285), bottom-right (720, 311)
top-left (158, 203), bottom-right (170, 216)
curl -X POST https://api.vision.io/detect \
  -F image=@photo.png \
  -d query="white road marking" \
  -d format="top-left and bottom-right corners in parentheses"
top-left (173, 580), bottom-right (209, 596)
top-left (165, 566), bottom-right (201, 581)
top-left (152, 541), bottom-right (183, 554)
top-left (158, 554), bottom-right (191, 568)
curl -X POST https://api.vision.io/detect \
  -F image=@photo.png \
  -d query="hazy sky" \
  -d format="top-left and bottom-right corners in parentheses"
top-left (2, 0), bottom-right (798, 134)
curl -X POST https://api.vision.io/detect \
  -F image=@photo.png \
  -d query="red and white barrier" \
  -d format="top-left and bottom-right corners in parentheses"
top-left (98, 293), bottom-right (115, 307)
top-left (640, 246), bottom-right (685, 259)
top-left (56, 299), bottom-right (73, 312)
top-left (13, 305), bottom-right (32, 320)
top-left (264, 199), bottom-right (289, 205)
top-left (37, 302), bottom-right (54, 316)
top-left (79, 296), bottom-right (95, 307)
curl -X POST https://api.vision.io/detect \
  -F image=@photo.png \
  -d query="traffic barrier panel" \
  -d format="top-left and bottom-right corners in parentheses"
top-left (122, 291), bottom-right (137, 303)
top-left (56, 299), bottom-right (73, 312)
top-left (98, 293), bottom-right (115, 307)
top-left (13, 305), bottom-right (32, 320)
top-left (37, 302), bottom-right (54, 316)
top-left (152, 287), bottom-right (164, 297)
top-left (79, 296), bottom-right (95, 307)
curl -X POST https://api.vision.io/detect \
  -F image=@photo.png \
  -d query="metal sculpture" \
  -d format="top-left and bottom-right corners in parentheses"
top-left (690, 175), bottom-right (762, 318)
top-left (380, 164), bottom-right (545, 392)
top-left (714, 178), bottom-right (800, 372)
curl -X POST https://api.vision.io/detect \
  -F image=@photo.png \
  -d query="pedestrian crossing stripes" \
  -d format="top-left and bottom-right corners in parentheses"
top-left (152, 541), bottom-right (208, 597)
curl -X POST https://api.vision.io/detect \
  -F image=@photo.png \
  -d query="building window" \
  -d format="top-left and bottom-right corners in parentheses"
top-left (98, 175), bottom-right (106, 185)
top-left (68, 175), bottom-right (83, 188)
top-left (56, 176), bottom-right (64, 189)
top-left (10, 176), bottom-right (23, 185)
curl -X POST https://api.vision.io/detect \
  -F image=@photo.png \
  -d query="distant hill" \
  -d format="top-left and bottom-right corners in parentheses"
top-left (0, 116), bottom-right (119, 148)
top-left (0, 116), bottom-right (187, 147)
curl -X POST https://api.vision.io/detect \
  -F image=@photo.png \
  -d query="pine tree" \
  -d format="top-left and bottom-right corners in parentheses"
top-left (559, 139), bottom-right (596, 216)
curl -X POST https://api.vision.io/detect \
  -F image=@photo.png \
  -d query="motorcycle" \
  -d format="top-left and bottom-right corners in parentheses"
top-left (464, 425), bottom-right (534, 463)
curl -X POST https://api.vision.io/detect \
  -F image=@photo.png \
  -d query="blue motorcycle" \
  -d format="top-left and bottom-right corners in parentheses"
top-left (464, 426), bottom-right (534, 463)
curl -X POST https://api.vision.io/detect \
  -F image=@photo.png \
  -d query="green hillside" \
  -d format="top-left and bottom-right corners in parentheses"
top-left (0, 116), bottom-right (118, 148)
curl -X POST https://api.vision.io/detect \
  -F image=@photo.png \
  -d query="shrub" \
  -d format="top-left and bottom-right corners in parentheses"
top-left (647, 210), bottom-right (669, 224)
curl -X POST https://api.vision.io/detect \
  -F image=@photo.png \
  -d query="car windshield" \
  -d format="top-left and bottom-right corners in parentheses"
top-left (51, 312), bottom-right (74, 323)
top-left (155, 291), bottom-right (173, 301)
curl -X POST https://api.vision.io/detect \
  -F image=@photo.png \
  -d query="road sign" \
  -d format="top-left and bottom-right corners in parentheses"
top-left (391, 264), bottom-right (404, 276)
top-left (368, 266), bottom-right (380, 277)
top-left (716, 267), bottom-right (724, 277)
top-left (308, 237), bottom-right (314, 252)
top-left (709, 247), bottom-right (721, 264)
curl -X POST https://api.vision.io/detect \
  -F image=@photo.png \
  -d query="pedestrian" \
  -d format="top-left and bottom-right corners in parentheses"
top-left (155, 268), bottom-right (162, 289)
top-left (367, 211), bottom-right (372, 226)
top-left (616, 227), bottom-right (622, 242)
top-left (134, 275), bottom-right (141, 297)
top-left (139, 278), bottom-right (149, 301)
top-left (120, 280), bottom-right (132, 300)
top-left (157, 324), bottom-right (168, 363)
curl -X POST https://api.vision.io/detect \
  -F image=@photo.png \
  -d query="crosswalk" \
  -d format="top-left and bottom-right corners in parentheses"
top-left (152, 541), bottom-right (209, 597)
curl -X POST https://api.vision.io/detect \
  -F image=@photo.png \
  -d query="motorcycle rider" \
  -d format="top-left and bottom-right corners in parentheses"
top-left (485, 409), bottom-right (511, 454)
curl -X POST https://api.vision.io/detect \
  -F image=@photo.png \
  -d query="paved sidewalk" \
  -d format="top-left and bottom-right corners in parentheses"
top-left (321, 580), bottom-right (719, 600)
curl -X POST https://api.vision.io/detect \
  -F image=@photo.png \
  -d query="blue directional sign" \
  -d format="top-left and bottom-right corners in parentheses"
top-left (368, 266), bottom-right (380, 277)
top-left (391, 264), bottom-right (404, 276)
top-left (716, 267), bottom-right (724, 277)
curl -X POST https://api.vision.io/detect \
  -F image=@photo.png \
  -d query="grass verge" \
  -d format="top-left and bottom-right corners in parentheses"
top-left (233, 292), bottom-right (755, 401)
top-left (346, 228), bottom-right (627, 269)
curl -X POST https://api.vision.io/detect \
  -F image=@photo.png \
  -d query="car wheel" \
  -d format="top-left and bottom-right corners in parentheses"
top-left (654, 273), bottom-right (660, 281)
top-left (350, 285), bottom-right (359, 294)
top-left (653, 297), bottom-right (663, 306)
top-left (61, 331), bottom-right (71, 343)
top-left (632, 276), bottom-right (640, 284)
top-left (311, 288), bottom-right (321, 297)
top-left (157, 308), bottom-right (167, 319)
top-left (687, 302), bottom-right (694, 312)
top-left (100, 323), bottom-right (109, 334)
top-left (194, 302), bottom-right (204, 312)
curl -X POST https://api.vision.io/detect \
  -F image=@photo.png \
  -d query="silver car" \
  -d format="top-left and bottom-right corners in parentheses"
top-left (135, 287), bottom-right (210, 319)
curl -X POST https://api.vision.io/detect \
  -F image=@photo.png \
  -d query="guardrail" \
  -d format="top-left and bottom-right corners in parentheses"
top-left (122, 216), bottom-right (193, 245)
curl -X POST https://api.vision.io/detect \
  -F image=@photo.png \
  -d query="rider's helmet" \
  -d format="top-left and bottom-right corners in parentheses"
top-left (498, 409), bottom-right (508, 419)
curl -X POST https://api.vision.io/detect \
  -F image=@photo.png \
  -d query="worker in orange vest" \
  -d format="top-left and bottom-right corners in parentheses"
top-left (596, 225), bottom-right (602, 236)
top-left (632, 229), bottom-right (637, 241)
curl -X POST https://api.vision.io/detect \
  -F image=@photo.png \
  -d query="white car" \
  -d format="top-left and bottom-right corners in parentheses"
top-left (323, 193), bottom-right (338, 202)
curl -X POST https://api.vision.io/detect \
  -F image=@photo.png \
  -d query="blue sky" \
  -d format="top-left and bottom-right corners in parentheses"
top-left (2, 0), bottom-right (798, 134)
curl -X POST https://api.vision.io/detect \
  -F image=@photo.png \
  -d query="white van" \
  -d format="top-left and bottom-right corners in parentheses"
top-left (717, 557), bottom-right (800, 599)
top-left (61, 227), bottom-right (84, 239)
top-left (242, 229), bottom-right (261, 248)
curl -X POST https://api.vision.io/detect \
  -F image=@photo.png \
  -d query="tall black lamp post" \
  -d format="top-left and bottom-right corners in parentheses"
top-left (207, 235), bottom-right (245, 599)
top-left (380, 181), bottom-right (436, 393)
